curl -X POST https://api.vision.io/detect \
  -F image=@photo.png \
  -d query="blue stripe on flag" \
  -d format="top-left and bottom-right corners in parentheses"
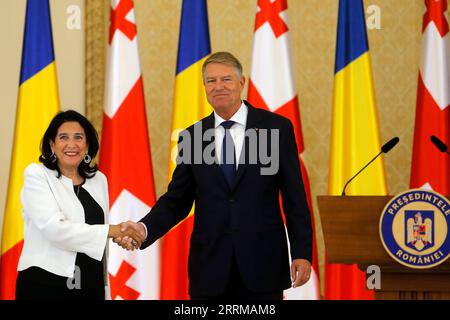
top-left (20, 0), bottom-right (55, 85)
top-left (175, 0), bottom-right (211, 75)
top-left (334, 0), bottom-right (369, 74)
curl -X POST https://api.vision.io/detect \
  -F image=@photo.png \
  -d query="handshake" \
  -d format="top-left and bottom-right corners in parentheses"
top-left (108, 221), bottom-right (146, 251)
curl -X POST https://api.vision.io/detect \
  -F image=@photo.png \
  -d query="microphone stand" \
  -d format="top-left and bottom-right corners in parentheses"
top-left (341, 151), bottom-right (382, 196)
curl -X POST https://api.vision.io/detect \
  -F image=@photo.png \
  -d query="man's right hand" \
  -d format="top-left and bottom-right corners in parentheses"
top-left (112, 221), bottom-right (147, 251)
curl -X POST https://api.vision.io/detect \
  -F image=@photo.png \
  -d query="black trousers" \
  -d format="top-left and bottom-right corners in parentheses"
top-left (16, 270), bottom-right (105, 300)
top-left (191, 253), bottom-right (283, 300)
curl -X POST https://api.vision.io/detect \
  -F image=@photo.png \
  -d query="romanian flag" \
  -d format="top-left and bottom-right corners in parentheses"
top-left (160, 0), bottom-right (212, 299)
top-left (326, 0), bottom-right (387, 300)
top-left (410, 0), bottom-right (450, 194)
top-left (0, 0), bottom-right (60, 300)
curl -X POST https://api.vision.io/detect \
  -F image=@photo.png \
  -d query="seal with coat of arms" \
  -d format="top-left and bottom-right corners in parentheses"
top-left (379, 189), bottom-right (450, 269)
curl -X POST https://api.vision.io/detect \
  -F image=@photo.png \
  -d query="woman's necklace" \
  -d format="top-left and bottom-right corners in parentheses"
top-left (75, 177), bottom-right (84, 197)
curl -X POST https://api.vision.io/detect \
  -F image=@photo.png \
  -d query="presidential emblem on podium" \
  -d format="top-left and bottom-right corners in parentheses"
top-left (406, 210), bottom-right (433, 251)
top-left (379, 189), bottom-right (450, 269)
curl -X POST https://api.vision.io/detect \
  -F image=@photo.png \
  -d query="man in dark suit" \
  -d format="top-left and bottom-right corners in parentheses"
top-left (117, 52), bottom-right (312, 300)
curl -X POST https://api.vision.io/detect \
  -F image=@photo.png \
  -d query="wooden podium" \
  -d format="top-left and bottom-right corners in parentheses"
top-left (317, 195), bottom-right (450, 300)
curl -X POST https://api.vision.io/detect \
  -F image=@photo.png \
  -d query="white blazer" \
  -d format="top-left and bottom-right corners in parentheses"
top-left (18, 163), bottom-right (111, 299)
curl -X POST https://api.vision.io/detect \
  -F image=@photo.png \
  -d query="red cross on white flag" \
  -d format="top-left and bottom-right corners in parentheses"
top-left (254, 0), bottom-right (288, 38)
top-left (100, 0), bottom-right (160, 300)
top-left (248, 0), bottom-right (320, 300)
top-left (410, 0), bottom-right (450, 193)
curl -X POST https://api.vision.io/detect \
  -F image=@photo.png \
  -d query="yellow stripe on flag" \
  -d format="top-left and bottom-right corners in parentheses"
top-left (160, 3), bottom-right (211, 296)
top-left (166, 58), bottom-right (211, 225)
top-left (1, 62), bottom-right (60, 254)
top-left (329, 52), bottom-right (387, 196)
top-left (169, 57), bottom-right (212, 174)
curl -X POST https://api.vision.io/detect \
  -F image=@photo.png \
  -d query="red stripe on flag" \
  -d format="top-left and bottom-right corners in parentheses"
top-left (325, 260), bottom-right (374, 300)
top-left (273, 98), bottom-right (319, 286)
top-left (160, 215), bottom-right (194, 299)
top-left (100, 77), bottom-right (156, 206)
top-left (248, 80), bottom-right (305, 161)
top-left (248, 79), bottom-right (269, 109)
top-left (410, 74), bottom-right (450, 193)
top-left (0, 241), bottom-right (24, 300)
top-left (275, 97), bottom-right (305, 154)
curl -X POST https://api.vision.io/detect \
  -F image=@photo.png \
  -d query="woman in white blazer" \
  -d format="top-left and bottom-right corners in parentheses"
top-left (16, 110), bottom-right (144, 300)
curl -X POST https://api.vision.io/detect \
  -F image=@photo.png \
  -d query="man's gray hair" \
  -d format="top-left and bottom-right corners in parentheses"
top-left (202, 51), bottom-right (243, 79)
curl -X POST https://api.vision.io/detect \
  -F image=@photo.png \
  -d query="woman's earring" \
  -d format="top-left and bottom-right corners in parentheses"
top-left (84, 153), bottom-right (92, 164)
top-left (50, 152), bottom-right (57, 163)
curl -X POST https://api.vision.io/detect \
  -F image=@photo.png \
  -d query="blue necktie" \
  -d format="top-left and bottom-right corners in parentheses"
top-left (220, 120), bottom-right (236, 187)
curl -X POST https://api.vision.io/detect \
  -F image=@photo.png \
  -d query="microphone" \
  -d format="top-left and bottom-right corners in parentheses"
top-left (341, 137), bottom-right (400, 196)
top-left (381, 136), bottom-right (400, 153)
top-left (430, 135), bottom-right (450, 154)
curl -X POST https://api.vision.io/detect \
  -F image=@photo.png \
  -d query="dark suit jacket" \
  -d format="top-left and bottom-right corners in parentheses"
top-left (140, 101), bottom-right (312, 297)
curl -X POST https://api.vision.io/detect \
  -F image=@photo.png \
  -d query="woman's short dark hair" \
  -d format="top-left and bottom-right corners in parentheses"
top-left (39, 110), bottom-right (99, 179)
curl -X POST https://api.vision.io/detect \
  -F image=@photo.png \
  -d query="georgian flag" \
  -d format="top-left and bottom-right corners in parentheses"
top-left (248, 0), bottom-right (320, 300)
top-left (410, 0), bottom-right (450, 194)
top-left (99, 0), bottom-right (160, 300)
